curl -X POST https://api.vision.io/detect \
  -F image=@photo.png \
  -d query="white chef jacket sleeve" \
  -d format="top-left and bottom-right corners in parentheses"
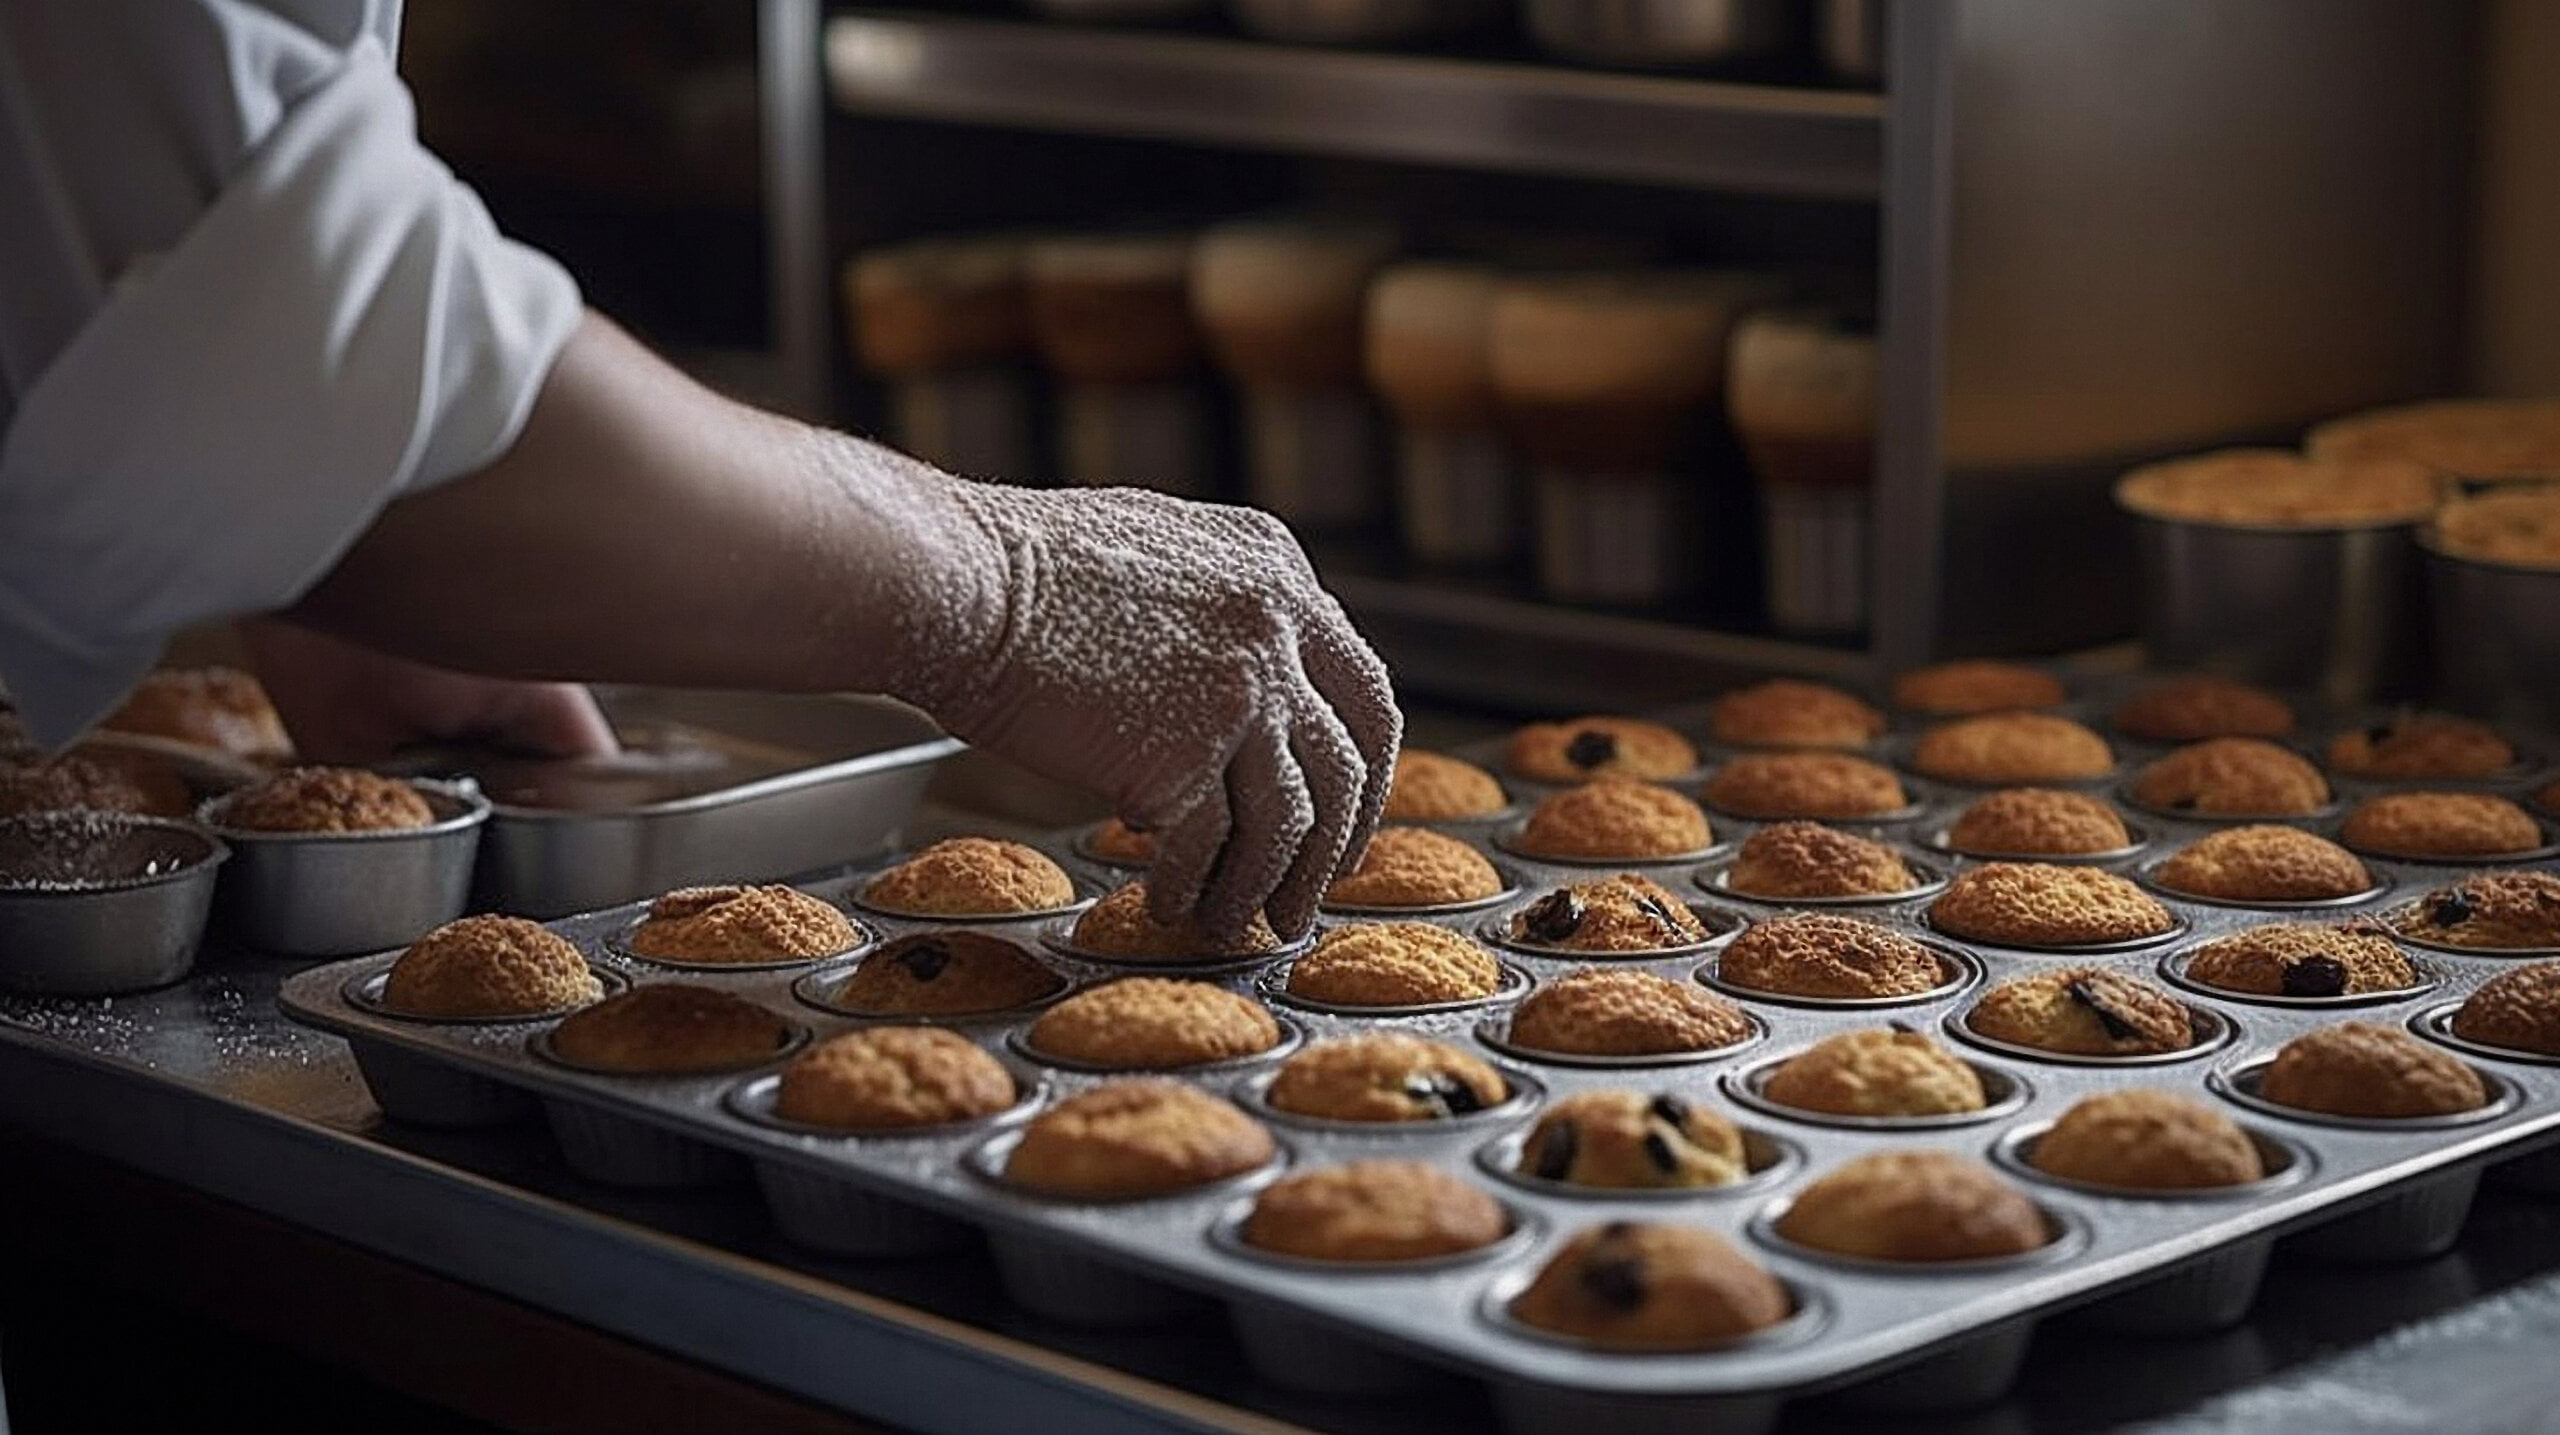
top-left (0, 27), bottom-right (582, 747)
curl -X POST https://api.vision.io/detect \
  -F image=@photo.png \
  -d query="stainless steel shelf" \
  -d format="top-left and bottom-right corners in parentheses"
top-left (822, 13), bottom-right (1884, 198)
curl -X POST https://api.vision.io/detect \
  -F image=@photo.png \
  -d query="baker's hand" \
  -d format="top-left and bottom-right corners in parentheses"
top-left (239, 619), bottom-right (618, 764)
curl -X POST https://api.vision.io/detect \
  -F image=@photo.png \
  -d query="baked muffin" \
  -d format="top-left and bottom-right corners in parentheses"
top-left (1714, 914), bottom-right (1945, 1000)
top-left (1084, 818), bottom-right (1157, 866)
top-left (1945, 788), bottom-right (2132, 857)
top-left (1507, 968), bottom-right (1752, 1058)
top-left (215, 767), bottom-right (435, 833)
top-left (1701, 752), bottom-right (1910, 820)
top-left (1910, 713), bottom-right (2114, 785)
top-left (2182, 921), bottom-right (2417, 999)
top-left (863, 837), bottom-right (1077, 916)
top-left (546, 984), bottom-right (795, 1074)
top-left (1264, 1033), bottom-right (1508, 1123)
top-left (1241, 1162), bottom-right (1508, 1262)
top-left (2110, 677), bottom-right (2297, 743)
top-left (2451, 961), bottom-right (2560, 1056)
top-left (2130, 738), bottom-right (2330, 817)
top-left (1025, 977), bottom-right (1282, 1069)
top-left (1930, 863), bottom-right (2175, 947)
top-left (1516, 1090), bottom-right (1750, 1190)
top-left (2116, 448), bottom-right (2442, 527)
top-left (1325, 826), bottom-right (1505, 908)
top-left (1284, 922), bottom-right (1503, 1006)
top-left (2393, 872), bottom-right (2560, 949)
top-left (625, 884), bottom-right (863, 964)
top-left (1774, 1151), bottom-right (2048, 1262)
top-left (2327, 714), bottom-right (2515, 780)
top-left (775, 1027), bottom-right (1017, 1130)
top-left (1384, 749), bottom-right (1508, 821)
top-left (2340, 792), bottom-right (2544, 859)
top-left (1965, 967), bottom-right (2195, 1058)
top-left (2306, 396), bottom-right (2560, 481)
top-left (1067, 881), bottom-right (1283, 960)
top-left (1758, 1029), bottom-right (1986, 1118)
top-left (827, 931), bottom-right (1065, 1016)
top-left (1508, 1223), bottom-right (1791, 1350)
top-left (1724, 822), bottom-right (1916, 900)
top-left (1004, 1081), bottom-right (1275, 1199)
top-left (2257, 1022), bottom-right (2488, 1119)
top-left (0, 752), bottom-right (188, 818)
top-left (2152, 826), bottom-right (2373, 903)
top-left (1890, 660), bottom-right (2066, 716)
top-left (99, 666), bottom-right (292, 761)
top-left (1510, 782), bottom-right (1712, 862)
top-left (380, 915), bottom-right (601, 1019)
top-left (1506, 716), bottom-right (1698, 784)
top-left (2432, 485), bottom-right (2560, 567)
top-left (1503, 874), bottom-right (1707, 952)
top-left (1707, 679), bottom-right (1884, 751)
top-left (2030, 1090), bottom-right (2266, 1190)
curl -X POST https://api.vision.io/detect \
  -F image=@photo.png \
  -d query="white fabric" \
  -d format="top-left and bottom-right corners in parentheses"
top-left (0, 1), bottom-right (582, 744)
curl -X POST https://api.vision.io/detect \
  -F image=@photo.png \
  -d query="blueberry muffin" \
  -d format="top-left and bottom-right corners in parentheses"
top-left (1325, 825), bottom-right (1505, 908)
top-left (547, 985), bottom-right (795, 1074)
top-left (1508, 1222), bottom-right (1792, 1350)
top-left (1004, 1081), bottom-right (1276, 1198)
top-left (2327, 714), bottom-right (2515, 780)
top-left (1068, 881), bottom-right (1284, 960)
top-left (828, 931), bottom-right (1066, 1016)
top-left (2030, 1090), bottom-right (2266, 1190)
top-left (1758, 1029), bottom-right (1987, 1118)
top-left (1724, 822), bottom-right (1916, 900)
top-left (1945, 788), bottom-right (2132, 857)
top-left (1507, 968), bottom-right (1752, 1058)
top-left (1511, 782), bottom-right (1713, 862)
top-left (1264, 1033), bottom-right (1508, 1123)
top-left (863, 837), bottom-right (1078, 916)
top-left (2451, 961), bottom-right (2560, 1056)
top-left (2182, 921), bottom-right (2417, 999)
top-left (2258, 1022), bottom-right (2488, 1119)
top-left (1516, 1090), bottom-right (1751, 1190)
top-left (776, 1026), bottom-right (1017, 1130)
top-left (1707, 679), bottom-right (1885, 751)
top-left (1930, 863), bottom-right (2175, 947)
top-left (1702, 752), bottom-right (1910, 820)
top-left (2130, 738), bottom-right (2331, 817)
top-left (1774, 1151), bottom-right (2048, 1262)
top-left (1085, 818), bottom-right (1158, 866)
top-left (0, 751), bottom-right (190, 819)
top-left (1890, 660), bottom-right (2066, 717)
top-left (1714, 914), bottom-right (1945, 1000)
top-left (2393, 872), bottom-right (2560, 950)
top-left (1025, 977), bottom-right (1282, 1069)
top-left (1503, 875), bottom-right (1706, 952)
top-left (2153, 826), bottom-right (2373, 903)
top-left (1965, 966), bottom-right (2195, 1057)
top-left (1241, 1162), bottom-right (1508, 1262)
top-left (1384, 749), bottom-right (1508, 821)
top-left (2110, 677), bottom-right (2297, 743)
top-left (2340, 792), bottom-right (2543, 859)
top-left (1507, 716), bottom-right (1699, 784)
top-left (626, 884), bottom-right (864, 964)
top-left (213, 767), bottom-right (435, 833)
top-left (99, 666), bottom-right (293, 761)
top-left (1910, 713), bottom-right (2114, 785)
top-left (381, 916), bottom-right (602, 1019)
top-left (1284, 922), bottom-right (1503, 1006)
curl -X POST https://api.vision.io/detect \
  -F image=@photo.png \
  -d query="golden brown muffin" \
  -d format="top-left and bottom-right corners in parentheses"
top-left (1724, 822), bottom-right (1917, 900)
top-left (215, 767), bottom-right (436, 834)
top-left (625, 884), bottom-right (863, 964)
top-left (1508, 968), bottom-right (1751, 1058)
top-left (2182, 921), bottom-right (2417, 999)
top-left (2327, 715), bottom-right (2516, 780)
top-left (1004, 1081), bottom-right (1276, 1199)
top-left (1930, 863), bottom-right (2175, 947)
top-left (1758, 1029), bottom-right (1987, 1118)
top-left (1890, 661), bottom-right (2067, 716)
top-left (1707, 679), bottom-right (1885, 751)
top-left (863, 837), bottom-right (1078, 916)
top-left (1241, 1162), bottom-right (1508, 1263)
top-left (1715, 914), bottom-right (1945, 1000)
top-left (0, 752), bottom-right (183, 819)
top-left (1511, 782), bottom-right (1712, 862)
top-left (1264, 1033), bottom-right (1508, 1123)
top-left (2393, 872), bottom-right (2560, 949)
top-left (1325, 826), bottom-right (1505, 908)
top-left (2451, 961), bottom-right (2560, 1056)
top-left (2110, 677), bottom-right (2297, 743)
top-left (1067, 881), bottom-right (1283, 960)
top-left (99, 666), bottom-right (292, 761)
top-left (1503, 874), bottom-right (1706, 952)
top-left (1516, 1090), bottom-right (1750, 1189)
top-left (1508, 1223), bottom-right (1791, 1350)
top-left (1025, 977), bottom-right (1282, 1069)
top-left (546, 984), bottom-right (795, 1075)
top-left (2031, 1090), bottom-right (2266, 1190)
top-left (1911, 713), bottom-right (2114, 785)
top-left (2114, 448), bottom-right (2440, 527)
top-left (2431, 486), bottom-right (2560, 566)
top-left (1945, 788), bottom-right (2132, 857)
top-left (1506, 716), bottom-right (1699, 784)
top-left (2258, 1021), bottom-right (2488, 1119)
top-left (1383, 749), bottom-right (1509, 821)
top-left (1965, 966), bottom-right (2195, 1058)
top-left (2307, 396), bottom-right (2560, 481)
top-left (775, 1027), bottom-right (1017, 1130)
top-left (2153, 826), bottom-right (2374, 903)
top-left (380, 915), bottom-right (601, 1019)
top-left (828, 931), bottom-right (1065, 1016)
top-left (1702, 752), bottom-right (1910, 820)
top-left (2130, 738), bottom-right (2330, 817)
top-left (2340, 792), bottom-right (2544, 858)
top-left (1084, 818), bottom-right (1158, 866)
top-left (1775, 1151), bottom-right (2048, 1262)
top-left (1284, 922), bottom-right (1502, 1006)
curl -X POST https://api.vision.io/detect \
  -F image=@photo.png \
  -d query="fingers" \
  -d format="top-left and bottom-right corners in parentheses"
top-left (1201, 717), bottom-right (1314, 942)
top-left (1145, 766), bottom-right (1233, 931)
top-left (1261, 692), bottom-right (1365, 938)
top-left (497, 683), bottom-right (622, 759)
top-left (1298, 610), bottom-right (1403, 879)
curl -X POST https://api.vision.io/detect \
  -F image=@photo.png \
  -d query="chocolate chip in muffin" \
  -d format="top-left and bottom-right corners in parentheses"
top-left (1648, 1092), bottom-right (1690, 1127)
top-left (1522, 890), bottom-right (1585, 944)
top-left (1532, 1121), bottom-right (1580, 1181)
top-left (1635, 889), bottom-right (1687, 934)
top-left (896, 940), bottom-right (952, 983)
top-left (2066, 977), bottom-right (2142, 1042)
top-left (1582, 1252), bottom-right (1648, 1311)
top-left (2281, 954), bottom-right (2348, 998)
top-left (1641, 1130), bottom-right (1681, 1175)
top-left (1566, 729), bottom-right (1619, 770)
top-left (1408, 1071), bottom-right (1490, 1118)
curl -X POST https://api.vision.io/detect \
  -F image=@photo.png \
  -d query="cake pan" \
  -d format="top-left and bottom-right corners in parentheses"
top-left (1394, 427), bottom-right (1519, 566)
top-left (0, 812), bottom-right (225, 996)
top-left (2133, 514), bottom-right (2427, 709)
top-left (2422, 542), bottom-right (2560, 729)
top-left (1228, 0), bottom-right (1496, 44)
top-left (203, 778), bottom-right (485, 958)
top-left (1523, 0), bottom-right (1799, 67)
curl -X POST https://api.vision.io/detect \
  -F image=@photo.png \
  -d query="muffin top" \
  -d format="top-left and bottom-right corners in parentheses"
top-left (1889, 660), bottom-right (2065, 716)
top-left (1517, 1090), bottom-right (1749, 1190)
top-left (99, 666), bottom-right (292, 760)
top-left (2131, 738), bottom-right (2330, 818)
top-left (827, 931), bottom-right (1065, 1016)
top-left (1930, 863), bottom-right (2174, 947)
top-left (2110, 676), bottom-right (2297, 743)
top-left (1965, 966), bottom-right (2195, 1057)
top-left (1911, 713), bottom-right (2114, 785)
top-left (1512, 781), bottom-right (1712, 861)
top-left (2031, 1089), bottom-right (2266, 1190)
top-left (863, 837), bottom-right (1077, 916)
top-left (626, 884), bottom-right (863, 964)
top-left (1325, 825), bottom-right (1505, 908)
top-left (2452, 961), bottom-right (2560, 1056)
top-left (1068, 881), bottom-right (1283, 960)
top-left (1945, 788), bottom-right (2131, 857)
top-left (2259, 1021), bottom-right (2488, 1119)
top-left (1284, 921), bottom-right (1502, 1006)
top-left (2306, 396), bottom-right (2560, 480)
top-left (2327, 714), bottom-right (2515, 780)
top-left (2153, 825), bottom-right (2373, 903)
top-left (547, 984), bottom-right (794, 1074)
top-left (2393, 872), bottom-right (2560, 949)
top-left (1085, 818), bottom-right (1158, 866)
top-left (1241, 1161), bottom-right (1508, 1263)
top-left (381, 916), bottom-right (600, 1019)
top-left (1715, 914), bottom-right (1945, 1000)
top-left (1506, 715), bottom-right (1699, 784)
top-left (1759, 1028), bottom-right (1986, 1118)
top-left (2431, 485), bottom-right (2560, 567)
top-left (215, 767), bottom-right (434, 834)
top-left (1026, 977), bottom-right (1281, 1069)
top-left (775, 1026), bottom-right (1017, 1130)
top-left (0, 751), bottom-right (189, 819)
top-left (2340, 791), bottom-right (2543, 858)
top-left (1265, 1032), bottom-right (1508, 1123)
top-left (1383, 749), bottom-right (1509, 821)
top-left (1724, 822), bottom-right (1916, 900)
top-left (1508, 1222), bottom-right (1792, 1350)
top-left (1774, 1151), bottom-right (2047, 1263)
top-left (1707, 679), bottom-right (1885, 751)
top-left (2183, 921), bottom-right (2417, 999)
top-left (1507, 968), bottom-right (1752, 1057)
top-left (1503, 874), bottom-right (1706, 952)
top-left (1702, 751), bottom-right (1910, 820)
top-left (2114, 447), bottom-right (2440, 527)
top-left (1004, 1081), bottom-right (1275, 1199)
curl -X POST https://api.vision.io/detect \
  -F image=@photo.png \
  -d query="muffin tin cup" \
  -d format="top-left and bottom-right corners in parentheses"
top-left (723, 1069), bottom-right (1049, 1140)
top-left (1696, 942), bottom-right (1982, 1012)
top-left (2116, 783), bottom-right (2346, 829)
top-left (1698, 797), bottom-right (1928, 829)
top-left (539, 1096), bottom-right (748, 1190)
top-left (1006, 1015), bottom-right (1306, 1077)
top-left (346, 1037), bottom-right (535, 1129)
top-left (1037, 918), bottom-right (1315, 975)
top-left (1691, 856), bottom-right (1951, 909)
top-left (1478, 901), bottom-right (1745, 963)
top-left (1822, 1316), bottom-right (2041, 1414)
top-left (1916, 818), bottom-right (2153, 867)
top-left (1721, 1051), bottom-right (2032, 1132)
top-left (2336, 812), bottom-right (2560, 865)
top-left (2158, 942), bottom-right (2443, 1010)
top-left (2060, 1239), bottom-right (2274, 1336)
top-left (1475, 1266), bottom-right (1830, 1362)
top-left (1320, 867), bottom-right (1527, 920)
top-left (1473, 1012), bottom-right (1768, 1071)
top-left (1920, 907), bottom-right (2191, 957)
top-left (1475, 1125), bottom-right (1802, 1202)
top-left (1880, 733), bottom-right (2124, 794)
top-left (2489, 1138), bottom-right (2560, 1197)
top-left (2208, 1054), bottom-right (2521, 1132)
top-left (1257, 956), bottom-right (1533, 1018)
top-left (341, 965), bottom-right (629, 1026)
top-left (787, 953), bottom-right (1074, 1025)
top-left (2134, 861), bottom-right (2393, 913)
top-left (1491, 1379), bottom-right (1785, 1435)
top-left (1230, 1064), bottom-right (1542, 1136)
top-left (528, 1025), bottom-right (812, 1079)
top-left (203, 778), bottom-right (487, 959)
top-left (726, 1071), bottom-right (1044, 1257)
top-left (1490, 825), bottom-right (1730, 870)
top-left (1990, 1122), bottom-right (2314, 1204)
top-left (1207, 1195), bottom-right (1542, 1277)
top-left (1746, 1198), bottom-right (2090, 1280)
top-left (2408, 1000), bottom-right (2560, 1068)
top-left (2279, 1164), bottom-right (2483, 1265)
top-left (2314, 729), bottom-right (2545, 791)
top-left (961, 1126), bottom-right (1293, 1209)
top-left (1942, 1000), bottom-right (2237, 1069)
top-left (2378, 913), bottom-right (2560, 959)
top-left (849, 890), bottom-right (1098, 926)
top-left (607, 924), bottom-right (873, 974)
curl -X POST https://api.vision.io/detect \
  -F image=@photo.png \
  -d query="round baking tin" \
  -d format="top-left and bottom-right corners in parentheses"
top-left (1256, 956), bottom-right (1533, 1018)
top-left (530, 1019), bottom-right (812, 1078)
top-left (1942, 1000), bottom-right (2237, 1069)
top-left (1472, 1011), bottom-right (1766, 1071)
top-left (2134, 860), bottom-right (2391, 912)
top-left (1989, 1120), bottom-right (2314, 1202)
top-left (1721, 1049), bottom-right (2031, 1132)
top-left (1476, 1267), bottom-right (1831, 1356)
top-left (342, 963), bottom-right (628, 1026)
top-left (1478, 900), bottom-right (1744, 962)
top-left (1207, 1194), bottom-right (1542, 1275)
top-left (724, 1068), bottom-right (1049, 1139)
top-left (2408, 1001), bottom-right (2560, 1068)
top-left (1230, 1063), bottom-right (1541, 1135)
top-left (788, 944), bottom-right (1075, 1023)
top-left (1692, 854), bottom-right (1950, 908)
top-left (1746, 1196), bottom-right (2089, 1276)
top-left (1038, 917), bottom-right (1314, 975)
top-left (1474, 1123), bottom-right (1801, 1202)
top-left (1007, 1014), bottom-right (1306, 1077)
top-left (964, 1125), bottom-right (1293, 1206)
top-left (1697, 939), bottom-right (1982, 1011)
top-left (2156, 940), bottom-right (2440, 1009)
top-left (2207, 1055), bottom-right (2519, 1131)
top-left (1921, 905), bottom-right (2190, 956)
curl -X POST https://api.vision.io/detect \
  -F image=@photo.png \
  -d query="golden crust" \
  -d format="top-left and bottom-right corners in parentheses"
top-left (2327, 715), bottom-right (2515, 780)
top-left (1006, 1081), bottom-right (1275, 1198)
top-left (1383, 749), bottom-right (1509, 820)
top-left (1945, 788), bottom-right (2131, 856)
top-left (1715, 914), bottom-right (1944, 999)
top-left (2153, 825), bottom-right (2372, 903)
top-left (1265, 1033), bottom-right (1508, 1123)
top-left (2031, 1090), bottom-right (2265, 1190)
top-left (1506, 716), bottom-right (1698, 784)
top-left (548, 984), bottom-right (794, 1074)
top-left (0, 751), bottom-right (187, 819)
top-left (1516, 1090), bottom-right (1748, 1189)
top-left (1068, 881), bottom-right (1282, 959)
top-left (2131, 739), bottom-right (2330, 817)
top-left (2452, 961), bottom-right (2560, 1055)
top-left (217, 767), bottom-right (436, 834)
top-left (863, 837), bottom-right (1077, 916)
top-left (2340, 792), bottom-right (2543, 858)
top-left (2110, 677), bottom-right (2297, 743)
top-left (1026, 977), bottom-right (1281, 1069)
top-left (99, 666), bottom-right (292, 760)
top-left (1701, 752), bottom-right (1909, 820)
top-left (829, 931), bottom-right (1064, 1016)
top-left (1086, 818), bottom-right (1158, 866)
top-left (2432, 486), bottom-right (2560, 567)
top-left (626, 884), bottom-right (863, 964)
top-left (1889, 660), bottom-right (2066, 716)
top-left (1285, 922), bottom-right (1502, 1006)
top-left (2259, 1021), bottom-right (2487, 1118)
top-left (2183, 921), bottom-right (2416, 997)
top-left (1929, 863), bottom-right (2173, 946)
top-left (1965, 966), bottom-right (2194, 1057)
top-left (2306, 396), bottom-right (2560, 481)
top-left (1775, 1151), bottom-right (2048, 1263)
top-left (1325, 826), bottom-right (1505, 907)
top-left (1241, 1161), bottom-right (1508, 1262)
top-left (1508, 968), bottom-right (1751, 1057)
top-left (1707, 679), bottom-right (1884, 751)
top-left (1512, 782), bottom-right (1711, 861)
top-left (2393, 872), bottom-right (2560, 950)
top-left (1911, 713), bottom-right (2114, 785)
top-left (775, 1026), bottom-right (1016, 1129)
top-left (1503, 874), bottom-right (1706, 952)
top-left (1509, 1223), bottom-right (1790, 1350)
top-left (1759, 1029), bottom-right (1986, 1118)
top-left (381, 915), bottom-right (601, 1018)
top-left (1725, 822), bottom-right (1915, 900)
top-left (2114, 447), bottom-right (2440, 527)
